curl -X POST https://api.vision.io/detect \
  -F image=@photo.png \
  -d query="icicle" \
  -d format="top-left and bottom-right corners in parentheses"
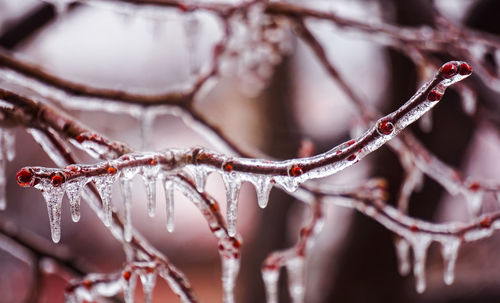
top-left (138, 109), bottom-right (156, 150)
top-left (139, 269), bottom-right (157, 303)
top-left (395, 237), bottom-right (411, 276)
top-left (120, 178), bottom-right (133, 242)
top-left (41, 186), bottom-right (65, 243)
top-left (441, 238), bottom-right (460, 285)
top-left (222, 174), bottom-right (241, 237)
top-left (185, 165), bottom-right (210, 192)
top-left (252, 176), bottom-right (273, 209)
top-left (0, 149), bottom-right (6, 210)
top-left (163, 179), bottom-right (175, 232)
top-left (464, 189), bottom-right (484, 216)
top-left (65, 181), bottom-right (83, 222)
top-left (94, 175), bottom-right (117, 227)
top-left (286, 257), bottom-right (305, 303)
top-left (143, 176), bottom-right (157, 217)
top-left (262, 268), bottom-right (279, 303)
top-left (221, 257), bottom-right (240, 303)
top-left (275, 176), bottom-right (299, 193)
top-left (123, 271), bottom-right (137, 303)
top-left (419, 111), bottom-right (433, 132)
top-left (410, 235), bottom-right (432, 293)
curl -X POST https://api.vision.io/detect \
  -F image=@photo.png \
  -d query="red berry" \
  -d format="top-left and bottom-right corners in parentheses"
top-left (16, 168), bottom-right (33, 186)
top-left (51, 173), bottom-right (64, 187)
top-left (123, 271), bottom-right (131, 281)
top-left (441, 62), bottom-right (458, 79)
top-left (410, 225), bottom-right (419, 232)
top-left (458, 63), bottom-right (472, 75)
top-left (480, 217), bottom-right (492, 229)
top-left (107, 166), bottom-right (117, 175)
top-left (427, 90), bottom-right (442, 102)
top-left (75, 135), bottom-right (84, 143)
top-left (223, 163), bottom-right (233, 172)
top-left (377, 121), bottom-right (394, 135)
top-left (289, 165), bottom-right (303, 177)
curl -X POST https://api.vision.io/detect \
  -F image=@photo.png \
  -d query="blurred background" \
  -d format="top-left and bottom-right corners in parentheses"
top-left (1, 0), bottom-right (500, 302)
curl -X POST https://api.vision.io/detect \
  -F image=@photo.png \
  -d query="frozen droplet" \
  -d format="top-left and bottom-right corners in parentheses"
top-left (395, 237), bottom-right (411, 276)
top-left (441, 239), bottom-right (460, 285)
top-left (41, 186), bottom-right (65, 243)
top-left (94, 175), bottom-right (117, 227)
top-left (252, 176), bottom-right (273, 209)
top-left (222, 174), bottom-right (241, 237)
top-left (163, 180), bottom-right (175, 232)
top-left (65, 181), bottom-right (83, 222)
top-left (221, 256), bottom-right (240, 303)
top-left (138, 109), bottom-right (156, 150)
top-left (262, 268), bottom-right (279, 303)
top-left (411, 235), bottom-right (432, 293)
top-left (139, 269), bottom-right (157, 303)
top-left (120, 178), bottom-right (133, 242)
top-left (286, 257), bottom-right (305, 303)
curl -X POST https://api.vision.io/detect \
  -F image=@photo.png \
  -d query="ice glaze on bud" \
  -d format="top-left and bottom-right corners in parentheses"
top-left (289, 164), bottom-right (303, 177)
top-left (440, 62), bottom-right (458, 79)
top-left (51, 173), bottom-right (64, 186)
top-left (16, 168), bottom-right (33, 186)
top-left (377, 120), bottom-right (394, 135)
top-left (458, 62), bottom-right (472, 75)
top-left (427, 90), bottom-right (443, 102)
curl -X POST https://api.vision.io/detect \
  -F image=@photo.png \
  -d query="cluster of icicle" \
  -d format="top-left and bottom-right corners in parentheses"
top-left (65, 261), bottom-right (175, 303)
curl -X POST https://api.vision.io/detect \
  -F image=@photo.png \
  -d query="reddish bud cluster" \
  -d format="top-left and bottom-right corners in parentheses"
top-left (458, 63), bottom-right (472, 75)
top-left (480, 217), bottom-right (492, 229)
top-left (289, 165), bottom-right (303, 177)
top-left (107, 166), bottom-right (117, 175)
top-left (377, 121), bottom-right (394, 135)
top-left (51, 173), bottom-right (64, 187)
top-left (123, 271), bottom-right (132, 281)
top-left (410, 225), bottom-right (419, 232)
top-left (427, 90), bottom-right (443, 102)
top-left (16, 168), bottom-right (33, 187)
top-left (347, 154), bottom-right (356, 161)
top-left (441, 62), bottom-right (458, 79)
top-left (223, 163), bottom-right (233, 172)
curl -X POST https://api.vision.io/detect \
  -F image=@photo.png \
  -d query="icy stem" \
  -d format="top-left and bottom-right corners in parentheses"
top-left (262, 268), bottom-right (279, 303)
top-left (394, 237), bottom-right (411, 276)
top-left (94, 175), bottom-right (117, 227)
top-left (120, 178), bottom-right (133, 242)
top-left (410, 235), bottom-right (432, 293)
top-left (143, 176), bottom-right (157, 217)
top-left (222, 174), bottom-right (241, 237)
top-left (221, 256), bottom-right (240, 303)
top-left (41, 186), bottom-right (65, 243)
top-left (251, 176), bottom-right (273, 209)
top-left (163, 179), bottom-right (175, 232)
top-left (0, 128), bottom-right (15, 210)
top-left (286, 257), bottom-right (305, 303)
top-left (441, 238), bottom-right (460, 285)
top-left (65, 181), bottom-right (83, 222)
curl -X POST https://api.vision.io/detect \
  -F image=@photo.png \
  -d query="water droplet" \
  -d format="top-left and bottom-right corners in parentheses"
top-left (441, 239), bottom-right (460, 285)
top-left (222, 174), bottom-right (241, 237)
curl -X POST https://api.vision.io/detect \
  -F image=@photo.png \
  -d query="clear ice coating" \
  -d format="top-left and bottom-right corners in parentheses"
top-left (163, 179), bottom-right (175, 232)
top-left (141, 165), bottom-right (160, 218)
top-left (65, 181), bottom-right (83, 222)
top-left (41, 186), bottom-right (66, 243)
top-left (222, 174), bottom-right (241, 237)
top-left (441, 238), bottom-right (460, 285)
top-left (262, 268), bottom-right (279, 303)
top-left (185, 165), bottom-right (210, 193)
top-left (464, 189), bottom-right (484, 216)
top-left (221, 256), bottom-right (240, 303)
top-left (94, 175), bottom-right (117, 227)
top-left (120, 178), bottom-right (133, 242)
